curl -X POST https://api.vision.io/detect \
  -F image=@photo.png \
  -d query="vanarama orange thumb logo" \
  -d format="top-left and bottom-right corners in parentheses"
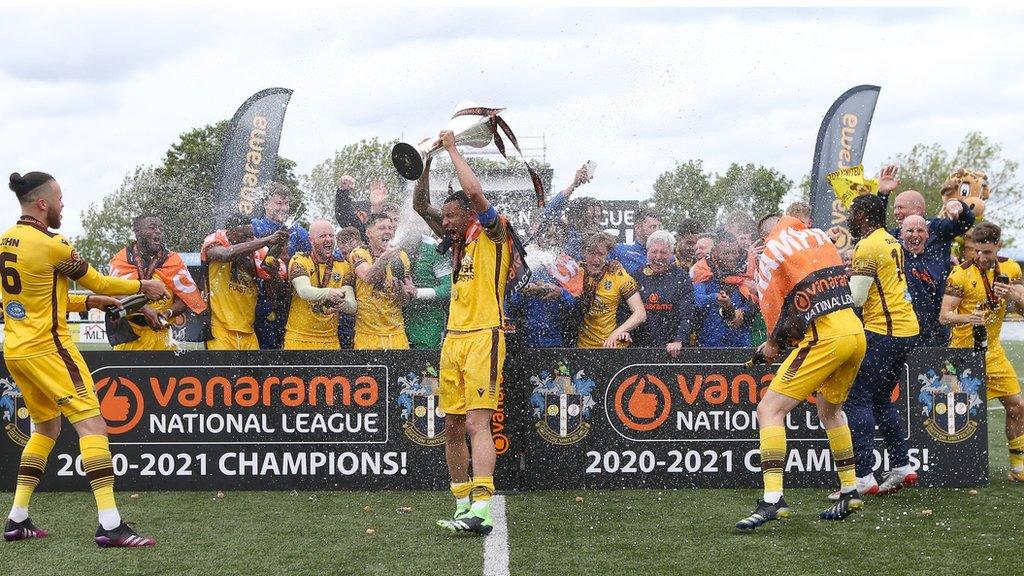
top-left (613, 374), bottom-right (671, 432)
top-left (95, 376), bottom-right (144, 435)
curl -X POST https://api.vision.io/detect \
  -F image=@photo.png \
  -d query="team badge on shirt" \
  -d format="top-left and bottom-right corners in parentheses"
top-left (531, 361), bottom-right (596, 445)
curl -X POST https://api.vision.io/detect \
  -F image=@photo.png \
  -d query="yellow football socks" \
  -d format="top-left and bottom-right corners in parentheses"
top-left (470, 476), bottom-right (495, 502)
top-left (759, 425), bottom-right (786, 501)
top-left (10, 433), bottom-right (56, 519)
top-left (827, 424), bottom-right (857, 492)
top-left (80, 434), bottom-right (120, 528)
top-left (1009, 434), bottom-right (1024, 471)
top-left (450, 480), bottom-right (473, 500)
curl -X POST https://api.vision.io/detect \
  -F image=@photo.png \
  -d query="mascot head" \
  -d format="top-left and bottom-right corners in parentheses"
top-left (939, 168), bottom-right (989, 220)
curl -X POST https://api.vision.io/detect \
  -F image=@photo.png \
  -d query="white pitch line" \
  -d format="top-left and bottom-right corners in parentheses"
top-left (483, 495), bottom-right (510, 576)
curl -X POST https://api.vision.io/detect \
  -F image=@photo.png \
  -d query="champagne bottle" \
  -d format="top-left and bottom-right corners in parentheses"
top-left (719, 289), bottom-right (735, 321)
top-left (390, 257), bottom-right (406, 281)
top-left (972, 303), bottom-right (988, 353)
top-left (264, 240), bottom-right (284, 268)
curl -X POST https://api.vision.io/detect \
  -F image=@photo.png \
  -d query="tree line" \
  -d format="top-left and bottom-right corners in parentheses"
top-left (73, 125), bottom-right (1022, 264)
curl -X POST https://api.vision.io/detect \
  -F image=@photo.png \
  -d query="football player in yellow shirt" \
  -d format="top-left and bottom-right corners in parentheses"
top-left (283, 220), bottom-right (356, 350)
top-left (940, 222), bottom-right (1024, 482)
top-left (842, 194), bottom-right (920, 498)
top-left (3, 171), bottom-right (167, 547)
top-left (735, 214), bottom-right (867, 531)
top-left (348, 213), bottom-right (414, 349)
top-left (576, 232), bottom-right (646, 348)
top-left (201, 213), bottom-right (289, 350)
top-left (412, 131), bottom-right (515, 536)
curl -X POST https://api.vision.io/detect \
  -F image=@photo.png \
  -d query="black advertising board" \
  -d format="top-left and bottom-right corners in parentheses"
top-left (0, 350), bottom-right (521, 491)
top-left (0, 347), bottom-right (986, 491)
top-left (518, 347), bottom-right (987, 489)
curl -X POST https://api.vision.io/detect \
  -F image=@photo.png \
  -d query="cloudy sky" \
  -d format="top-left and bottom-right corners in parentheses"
top-left (1, 6), bottom-right (1022, 242)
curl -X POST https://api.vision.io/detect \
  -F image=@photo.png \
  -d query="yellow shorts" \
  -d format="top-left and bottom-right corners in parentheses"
top-left (5, 350), bottom-right (100, 424)
top-left (353, 331), bottom-right (409, 350)
top-left (439, 328), bottom-right (505, 414)
top-left (283, 333), bottom-right (340, 350)
top-left (206, 327), bottom-right (259, 350)
top-left (770, 330), bottom-right (867, 405)
top-left (113, 328), bottom-right (175, 351)
top-left (986, 346), bottom-right (1021, 399)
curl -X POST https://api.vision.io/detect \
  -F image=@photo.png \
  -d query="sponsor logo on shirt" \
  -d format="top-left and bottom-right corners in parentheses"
top-left (5, 301), bottom-right (26, 320)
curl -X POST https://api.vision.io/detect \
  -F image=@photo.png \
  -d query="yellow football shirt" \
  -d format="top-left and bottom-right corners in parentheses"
top-left (851, 227), bottom-right (919, 337)
top-left (349, 246), bottom-right (411, 336)
top-left (947, 258), bottom-right (1023, 349)
top-left (577, 263), bottom-right (638, 349)
top-left (1, 217), bottom-right (142, 358)
top-left (67, 294), bottom-right (88, 313)
top-left (285, 252), bottom-right (354, 343)
top-left (206, 259), bottom-right (260, 335)
top-left (447, 221), bottom-right (511, 332)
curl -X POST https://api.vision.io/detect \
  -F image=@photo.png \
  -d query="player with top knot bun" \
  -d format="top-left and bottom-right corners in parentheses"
top-left (2, 172), bottom-right (166, 547)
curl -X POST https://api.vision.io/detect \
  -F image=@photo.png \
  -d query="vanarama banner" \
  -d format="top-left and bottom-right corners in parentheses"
top-left (0, 350), bottom-right (520, 491)
top-left (808, 85), bottom-right (881, 250)
top-left (211, 87), bottom-right (293, 229)
top-left (520, 347), bottom-right (986, 489)
top-left (0, 347), bottom-right (985, 491)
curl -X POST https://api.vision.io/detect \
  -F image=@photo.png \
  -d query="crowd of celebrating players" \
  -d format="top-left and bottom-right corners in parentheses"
top-left (3, 151), bottom-right (1024, 542)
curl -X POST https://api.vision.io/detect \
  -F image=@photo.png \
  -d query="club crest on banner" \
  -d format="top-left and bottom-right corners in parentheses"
top-left (531, 361), bottom-right (596, 445)
top-left (917, 360), bottom-right (982, 444)
top-left (396, 364), bottom-right (446, 447)
top-left (1, 378), bottom-right (31, 446)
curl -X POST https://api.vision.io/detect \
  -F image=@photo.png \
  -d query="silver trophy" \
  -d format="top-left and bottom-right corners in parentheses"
top-left (391, 100), bottom-right (504, 180)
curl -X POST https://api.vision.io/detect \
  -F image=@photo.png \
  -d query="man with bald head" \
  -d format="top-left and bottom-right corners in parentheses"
top-left (878, 166), bottom-right (974, 334)
top-left (892, 189), bottom-right (927, 225)
top-left (900, 214), bottom-right (928, 254)
top-left (888, 183), bottom-right (974, 278)
top-left (283, 219), bottom-right (356, 350)
top-left (900, 215), bottom-right (950, 346)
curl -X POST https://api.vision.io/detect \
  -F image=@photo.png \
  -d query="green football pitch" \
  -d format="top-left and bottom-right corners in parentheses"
top-left (2, 342), bottom-right (1022, 576)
